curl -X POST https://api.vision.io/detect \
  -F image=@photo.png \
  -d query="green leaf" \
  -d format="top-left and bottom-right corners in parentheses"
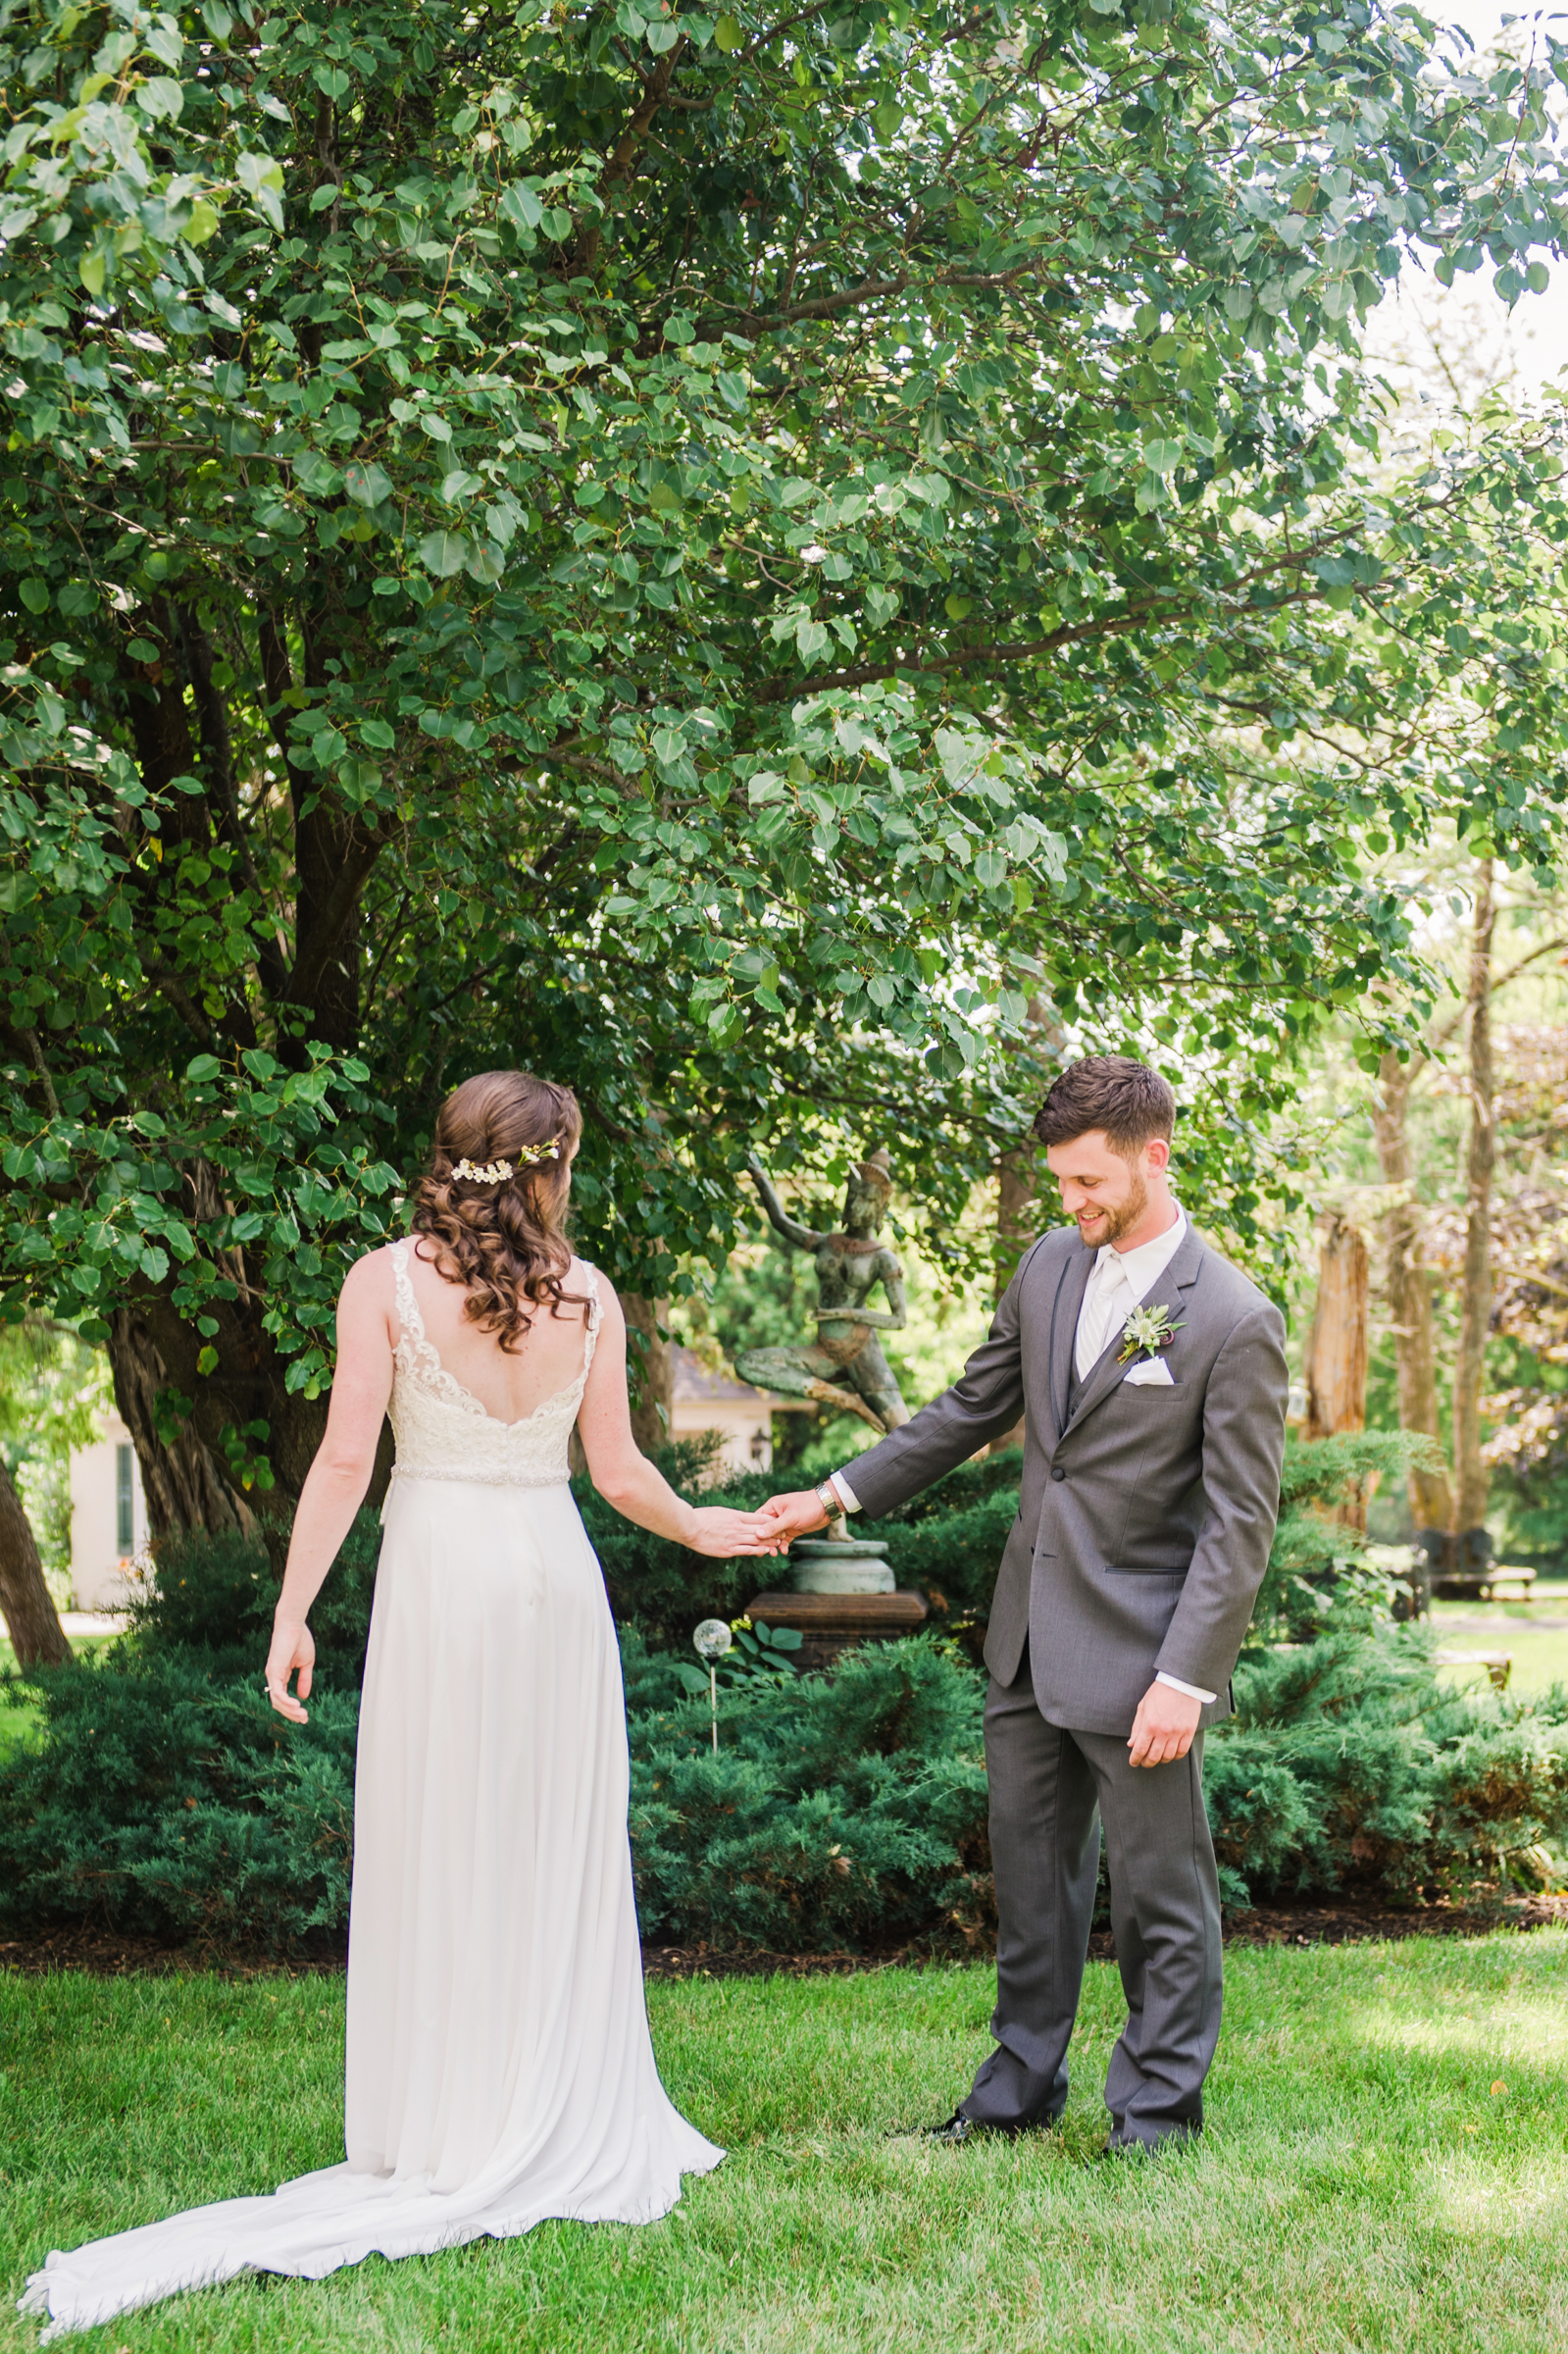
top-left (343, 462), bottom-right (393, 507)
top-left (714, 11), bottom-right (741, 45)
top-left (419, 531), bottom-right (471, 578)
top-left (18, 579), bottom-right (48, 614)
top-left (136, 76), bottom-right (184, 121)
top-left (291, 450), bottom-right (343, 497)
top-left (236, 150), bottom-right (285, 232)
top-left (500, 183), bottom-right (543, 230)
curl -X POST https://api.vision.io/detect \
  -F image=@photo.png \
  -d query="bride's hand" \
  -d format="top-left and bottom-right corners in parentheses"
top-left (684, 1508), bottom-right (785, 1559)
top-left (265, 1615), bottom-right (316, 1724)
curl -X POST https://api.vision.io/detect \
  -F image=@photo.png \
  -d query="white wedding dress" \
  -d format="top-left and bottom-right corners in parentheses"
top-left (21, 1245), bottom-right (723, 2340)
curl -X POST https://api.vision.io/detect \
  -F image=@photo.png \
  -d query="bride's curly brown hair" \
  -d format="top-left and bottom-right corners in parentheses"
top-left (409, 1071), bottom-right (586, 1352)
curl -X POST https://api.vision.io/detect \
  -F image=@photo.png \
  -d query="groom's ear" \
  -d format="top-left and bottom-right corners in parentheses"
top-left (1144, 1137), bottom-right (1171, 1176)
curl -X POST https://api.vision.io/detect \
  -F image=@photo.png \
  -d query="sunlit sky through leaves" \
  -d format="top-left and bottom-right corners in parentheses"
top-left (1367, 4), bottom-right (1568, 400)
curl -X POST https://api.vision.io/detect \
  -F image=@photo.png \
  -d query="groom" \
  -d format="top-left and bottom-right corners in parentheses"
top-left (758, 1056), bottom-right (1287, 2150)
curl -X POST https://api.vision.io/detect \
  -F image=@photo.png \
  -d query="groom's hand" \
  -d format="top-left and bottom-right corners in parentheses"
top-left (755, 1489), bottom-right (832, 1547)
top-left (1127, 1680), bottom-right (1202, 1768)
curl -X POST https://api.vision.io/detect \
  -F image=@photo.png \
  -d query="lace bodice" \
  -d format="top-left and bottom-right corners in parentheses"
top-left (385, 1242), bottom-right (599, 1490)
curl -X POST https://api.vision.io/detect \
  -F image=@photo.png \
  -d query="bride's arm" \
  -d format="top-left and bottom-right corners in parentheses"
top-left (264, 1253), bottom-right (395, 1723)
top-left (577, 1280), bottom-right (779, 1559)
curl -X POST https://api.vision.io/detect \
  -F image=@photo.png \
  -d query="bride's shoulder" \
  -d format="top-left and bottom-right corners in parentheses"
top-left (569, 1257), bottom-right (620, 1318)
top-left (340, 1238), bottom-right (416, 1302)
top-left (347, 1238), bottom-right (405, 1276)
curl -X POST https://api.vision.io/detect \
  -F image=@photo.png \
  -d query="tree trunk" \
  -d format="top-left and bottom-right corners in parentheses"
top-left (106, 1307), bottom-right (255, 1539)
top-left (624, 1294), bottom-right (673, 1455)
top-left (1372, 1050), bottom-right (1455, 1532)
top-left (988, 996), bottom-right (1058, 1458)
top-left (996, 1149), bottom-right (1037, 1300)
top-left (1454, 856), bottom-right (1496, 1536)
top-left (1305, 1213), bottom-right (1370, 1442)
top-left (0, 1458), bottom-right (73, 1666)
top-left (1305, 1211), bottom-right (1370, 1528)
top-left (988, 1151), bottom-right (1035, 1457)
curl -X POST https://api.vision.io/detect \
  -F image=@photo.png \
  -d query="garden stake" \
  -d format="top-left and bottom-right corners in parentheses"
top-left (691, 1619), bottom-right (733, 1756)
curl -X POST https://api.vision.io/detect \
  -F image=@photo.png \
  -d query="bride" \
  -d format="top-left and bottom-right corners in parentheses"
top-left (23, 1071), bottom-right (779, 2338)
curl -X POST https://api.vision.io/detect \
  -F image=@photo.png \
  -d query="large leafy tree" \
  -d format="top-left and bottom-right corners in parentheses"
top-left (3, 0), bottom-right (1568, 1548)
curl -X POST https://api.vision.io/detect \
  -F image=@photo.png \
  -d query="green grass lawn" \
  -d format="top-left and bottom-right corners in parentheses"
top-left (1433, 1576), bottom-right (1568, 1698)
top-left (4, 1934), bottom-right (1567, 2353)
top-left (0, 1634), bottom-right (123, 1758)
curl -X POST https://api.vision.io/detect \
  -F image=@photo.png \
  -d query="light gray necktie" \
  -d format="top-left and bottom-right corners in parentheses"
top-left (1076, 1250), bottom-right (1131, 1381)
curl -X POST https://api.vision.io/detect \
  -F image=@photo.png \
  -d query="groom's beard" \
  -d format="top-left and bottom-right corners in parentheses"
top-left (1078, 1168), bottom-right (1148, 1249)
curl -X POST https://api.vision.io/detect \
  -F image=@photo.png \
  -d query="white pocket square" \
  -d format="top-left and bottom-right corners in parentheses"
top-left (1123, 1356), bottom-right (1174, 1387)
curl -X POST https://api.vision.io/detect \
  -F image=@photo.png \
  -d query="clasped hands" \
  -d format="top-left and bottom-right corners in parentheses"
top-left (690, 1483), bottom-right (835, 1561)
top-left (749, 1487), bottom-right (1201, 1769)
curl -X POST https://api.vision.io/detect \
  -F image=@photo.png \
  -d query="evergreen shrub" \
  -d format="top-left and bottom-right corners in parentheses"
top-left (124, 1512), bottom-right (382, 1681)
top-left (624, 1634), bottom-right (988, 1949)
top-left (0, 1649), bottom-right (356, 1950)
top-left (4, 1433), bottom-right (1566, 1951)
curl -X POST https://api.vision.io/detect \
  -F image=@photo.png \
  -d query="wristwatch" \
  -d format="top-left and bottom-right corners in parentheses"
top-left (813, 1478), bottom-right (839, 1523)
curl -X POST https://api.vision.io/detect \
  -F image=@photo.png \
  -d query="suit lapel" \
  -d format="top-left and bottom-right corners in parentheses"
top-left (1047, 1240), bottom-right (1095, 1444)
top-left (1061, 1222), bottom-right (1207, 1440)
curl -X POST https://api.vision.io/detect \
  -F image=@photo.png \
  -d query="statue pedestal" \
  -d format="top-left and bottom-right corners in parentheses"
top-left (744, 1588), bottom-right (928, 1674)
top-left (790, 1536), bottom-right (893, 1595)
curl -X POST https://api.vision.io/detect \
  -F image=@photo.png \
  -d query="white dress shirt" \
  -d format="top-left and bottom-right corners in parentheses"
top-left (828, 1197), bottom-right (1215, 1707)
top-left (1074, 1202), bottom-right (1188, 1381)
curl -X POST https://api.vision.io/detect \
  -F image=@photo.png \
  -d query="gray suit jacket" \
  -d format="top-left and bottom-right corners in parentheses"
top-left (842, 1219), bottom-right (1288, 1737)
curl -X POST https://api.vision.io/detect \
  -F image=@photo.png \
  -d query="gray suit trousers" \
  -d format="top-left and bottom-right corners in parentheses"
top-left (962, 1645), bottom-right (1223, 2147)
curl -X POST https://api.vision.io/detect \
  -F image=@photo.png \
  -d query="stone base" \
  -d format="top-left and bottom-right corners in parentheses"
top-left (745, 1588), bottom-right (929, 1674)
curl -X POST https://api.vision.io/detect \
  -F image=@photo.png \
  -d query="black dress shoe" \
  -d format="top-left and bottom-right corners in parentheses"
top-left (924, 2109), bottom-right (1055, 2144)
top-left (925, 2110), bottom-right (982, 2144)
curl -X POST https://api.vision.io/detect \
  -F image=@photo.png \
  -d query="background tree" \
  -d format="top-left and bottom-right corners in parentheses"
top-left (1454, 854), bottom-right (1496, 1541)
top-left (4, 0), bottom-right (1568, 1532)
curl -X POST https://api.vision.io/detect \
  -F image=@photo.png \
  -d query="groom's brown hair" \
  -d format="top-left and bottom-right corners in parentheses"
top-left (1034, 1056), bottom-right (1176, 1159)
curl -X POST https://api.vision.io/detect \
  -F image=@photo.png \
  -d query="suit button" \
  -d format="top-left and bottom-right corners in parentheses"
top-left (1051, 1466), bottom-right (1066, 1482)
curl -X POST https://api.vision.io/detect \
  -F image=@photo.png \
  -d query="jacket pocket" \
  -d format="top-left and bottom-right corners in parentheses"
top-left (1105, 1563), bottom-right (1188, 1577)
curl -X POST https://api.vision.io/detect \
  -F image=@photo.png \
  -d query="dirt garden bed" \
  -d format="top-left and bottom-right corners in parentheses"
top-left (3, 1893), bottom-right (1564, 1980)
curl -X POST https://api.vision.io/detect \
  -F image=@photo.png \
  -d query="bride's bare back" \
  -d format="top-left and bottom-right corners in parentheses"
top-left (390, 1238), bottom-right (595, 1424)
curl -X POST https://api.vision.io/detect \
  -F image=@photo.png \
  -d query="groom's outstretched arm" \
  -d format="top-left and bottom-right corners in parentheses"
top-left (759, 1249), bottom-right (1034, 1539)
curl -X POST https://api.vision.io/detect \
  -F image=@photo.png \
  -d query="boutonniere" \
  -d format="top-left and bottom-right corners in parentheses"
top-left (1117, 1302), bottom-right (1185, 1364)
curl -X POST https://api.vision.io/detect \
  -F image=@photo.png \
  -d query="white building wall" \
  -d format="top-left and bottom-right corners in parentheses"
top-left (669, 1400), bottom-right (774, 1479)
top-left (68, 1413), bottom-right (149, 1612)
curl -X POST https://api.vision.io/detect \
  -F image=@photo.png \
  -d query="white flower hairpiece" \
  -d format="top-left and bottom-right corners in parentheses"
top-left (450, 1140), bottom-right (561, 1185)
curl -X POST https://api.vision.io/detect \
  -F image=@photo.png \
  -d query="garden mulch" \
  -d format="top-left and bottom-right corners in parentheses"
top-left (2, 1894), bottom-right (1565, 1981)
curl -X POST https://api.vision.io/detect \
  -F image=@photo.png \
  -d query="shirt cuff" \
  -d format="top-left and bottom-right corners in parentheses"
top-left (1155, 1670), bottom-right (1216, 1705)
top-left (828, 1470), bottom-right (862, 1513)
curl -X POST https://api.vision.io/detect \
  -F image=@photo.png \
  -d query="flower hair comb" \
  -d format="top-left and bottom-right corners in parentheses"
top-left (450, 1140), bottom-right (561, 1185)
